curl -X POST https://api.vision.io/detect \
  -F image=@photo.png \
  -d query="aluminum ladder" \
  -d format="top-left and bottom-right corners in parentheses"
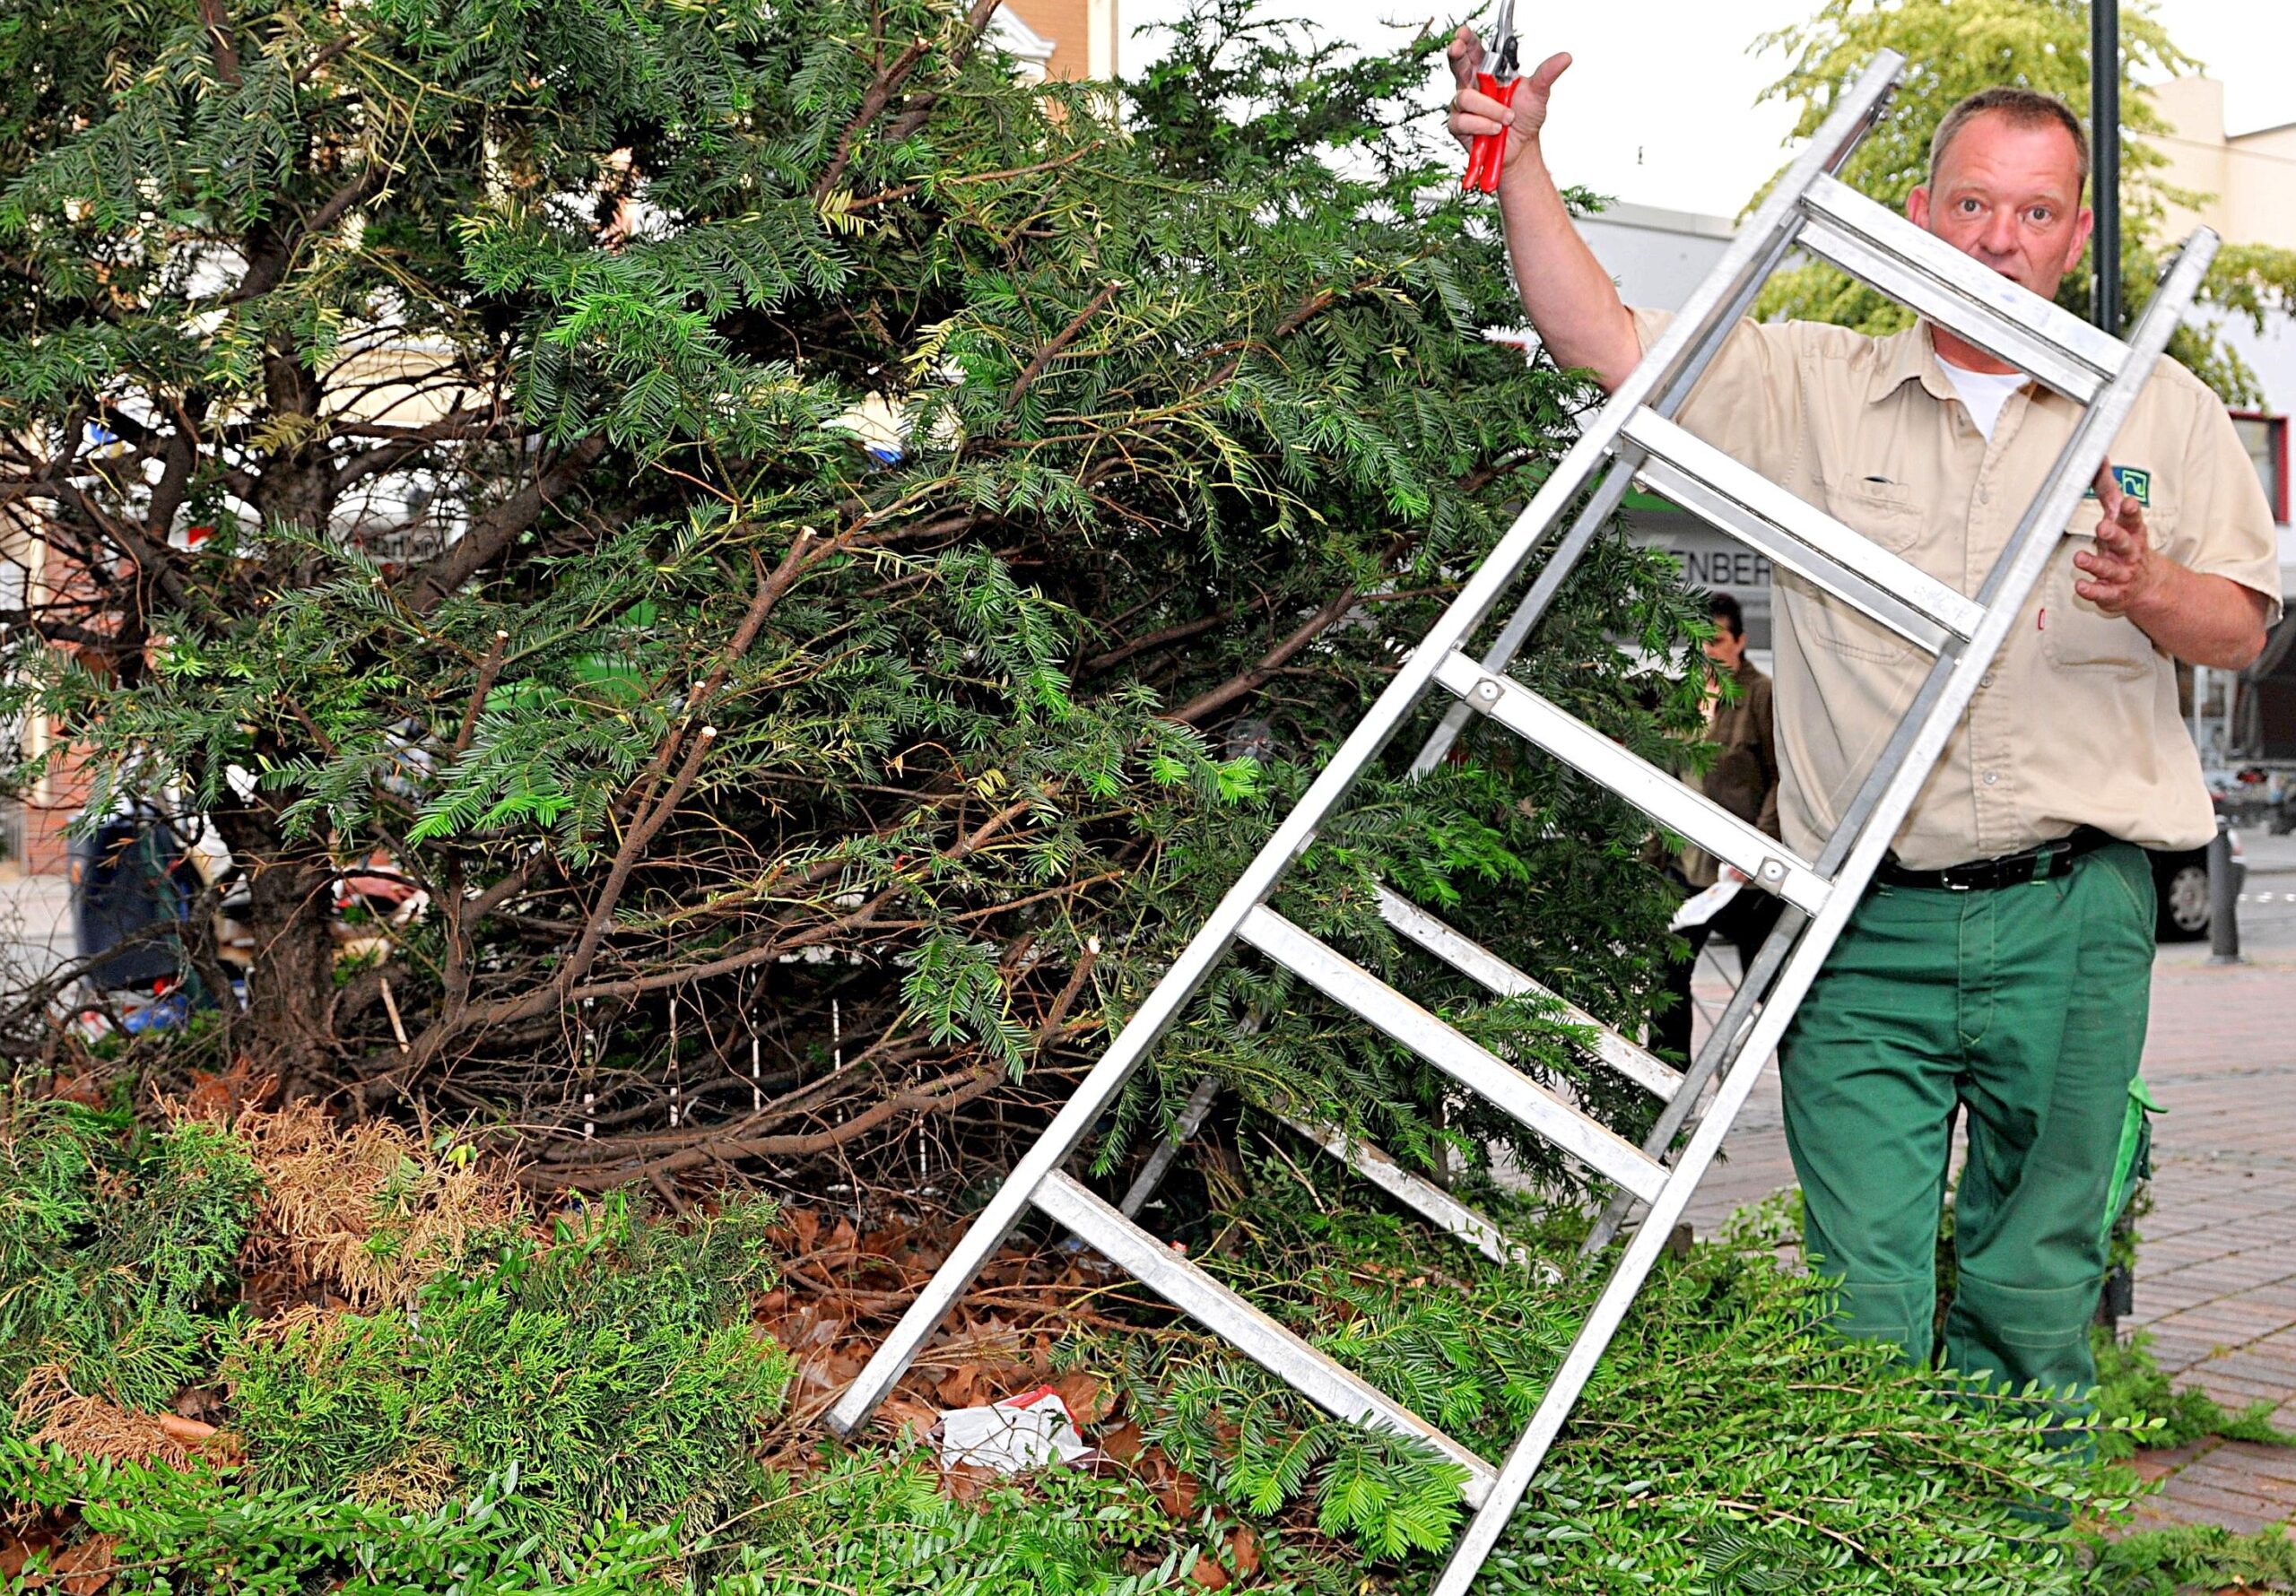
top-left (826, 48), bottom-right (2221, 1593)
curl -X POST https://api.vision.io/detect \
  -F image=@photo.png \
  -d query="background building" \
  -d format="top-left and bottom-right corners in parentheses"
top-left (2149, 75), bottom-right (2296, 765)
top-left (993, 0), bottom-right (1118, 82)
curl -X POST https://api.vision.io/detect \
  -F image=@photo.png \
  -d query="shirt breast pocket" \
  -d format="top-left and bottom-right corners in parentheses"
top-left (2043, 498), bottom-right (2174, 679)
top-left (1794, 478), bottom-right (1925, 661)
top-left (1823, 477), bottom-right (1924, 554)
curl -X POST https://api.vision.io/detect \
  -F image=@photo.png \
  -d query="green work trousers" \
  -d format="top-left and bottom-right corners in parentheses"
top-left (1779, 842), bottom-right (2155, 1403)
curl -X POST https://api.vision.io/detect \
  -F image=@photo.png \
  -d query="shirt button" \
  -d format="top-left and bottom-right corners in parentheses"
top-left (1983, 771), bottom-right (1999, 785)
top-left (1979, 490), bottom-right (1991, 504)
top-left (1980, 673), bottom-right (1995, 688)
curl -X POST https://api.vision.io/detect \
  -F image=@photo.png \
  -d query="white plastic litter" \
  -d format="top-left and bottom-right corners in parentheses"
top-left (936, 1384), bottom-right (1091, 1472)
top-left (1669, 877), bottom-right (1742, 932)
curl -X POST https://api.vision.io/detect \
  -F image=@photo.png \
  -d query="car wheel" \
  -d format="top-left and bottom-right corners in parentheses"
top-left (2156, 860), bottom-right (2211, 941)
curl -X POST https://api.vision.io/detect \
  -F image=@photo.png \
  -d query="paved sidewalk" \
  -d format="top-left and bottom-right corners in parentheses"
top-left (1680, 923), bottom-right (2296, 1532)
top-left (0, 870), bottom-right (75, 991)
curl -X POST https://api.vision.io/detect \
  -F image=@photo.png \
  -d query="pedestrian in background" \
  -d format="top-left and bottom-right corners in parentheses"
top-left (1651, 592), bottom-right (1784, 1065)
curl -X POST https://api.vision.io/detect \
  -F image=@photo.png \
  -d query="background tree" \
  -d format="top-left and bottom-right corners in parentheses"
top-left (1751, 0), bottom-right (2296, 403)
top-left (0, 0), bottom-right (1705, 1198)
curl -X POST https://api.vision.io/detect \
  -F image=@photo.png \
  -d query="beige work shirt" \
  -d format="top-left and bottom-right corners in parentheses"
top-left (1632, 308), bottom-right (2283, 872)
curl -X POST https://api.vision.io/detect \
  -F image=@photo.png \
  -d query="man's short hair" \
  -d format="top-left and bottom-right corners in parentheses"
top-left (1929, 88), bottom-right (2092, 199)
top-left (1709, 591), bottom-right (1744, 639)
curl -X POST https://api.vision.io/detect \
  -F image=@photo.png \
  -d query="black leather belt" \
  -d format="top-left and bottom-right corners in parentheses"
top-left (1874, 827), bottom-right (2115, 892)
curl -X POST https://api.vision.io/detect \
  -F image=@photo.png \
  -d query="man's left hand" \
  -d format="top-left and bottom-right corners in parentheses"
top-left (2073, 461), bottom-right (2165, 618)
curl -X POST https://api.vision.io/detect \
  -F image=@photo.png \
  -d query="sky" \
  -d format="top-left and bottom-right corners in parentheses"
top-left (1117, 0), bottom-right (2296, 219)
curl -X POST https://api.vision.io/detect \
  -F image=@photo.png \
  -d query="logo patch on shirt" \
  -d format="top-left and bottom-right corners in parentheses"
top-left (2083, 464), bottom-right (2152, 507)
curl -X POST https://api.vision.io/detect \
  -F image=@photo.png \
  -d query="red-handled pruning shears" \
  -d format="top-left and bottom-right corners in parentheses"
top-left (1463, 0), bottom-right (1520, 195)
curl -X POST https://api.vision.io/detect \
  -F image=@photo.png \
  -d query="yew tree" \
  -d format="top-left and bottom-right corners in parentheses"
top-left (0, 0), bottom-right (1701, 1194)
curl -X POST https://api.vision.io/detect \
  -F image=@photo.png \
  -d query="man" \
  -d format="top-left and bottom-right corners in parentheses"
top-left (1447, 40), bottom-right (2279, 1410)
top-left (1652, 592), bottom-right (1784, 1064)
top-left (1683, 591), bottom-right (1786, 967)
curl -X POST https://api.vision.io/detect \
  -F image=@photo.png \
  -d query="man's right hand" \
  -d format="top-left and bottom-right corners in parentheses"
top-left (1441, 26), bottom-right (1639, 391)
top-left (1445, 26), bottom-right (1572, 181)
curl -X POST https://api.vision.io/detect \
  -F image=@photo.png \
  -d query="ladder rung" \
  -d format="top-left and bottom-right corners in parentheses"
top-left (1274, 1111), bottom-right (1531, 1269)
top-left (1031, 1169), bottom-right (1499, 1503)
top-left (1238, 907), bottom-right (1670, 1203)
top-left (1622, 409), bottom-right (1986, 651)
top-left (1373, 886), bottom-right (1682, 1103)
top-left (1431, 653), bottom-right (1832, 916)
top-left (1798, 175), bottom-right (2126, 403)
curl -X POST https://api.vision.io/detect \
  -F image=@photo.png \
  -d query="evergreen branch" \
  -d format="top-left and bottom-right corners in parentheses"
top-left (842, 145), bottom-right (1100, 213)
top-left (404, 434), bottom-right (607, 612)
top-left (292, 30), bottom-right (356, 86)
top-left (517, 1059), bottom-right (1015, 1188)
top-left (1031, 935), bottom-right (1100, 1052)
top-left (1082, 592), bottom-right (1278, 674)
top-left (810, 30), bottom-right (935, 204)
top-left (1008, 282), bottom-right (1121, 407)
top-left (142, 413), bottom-right (204, 542)
top-left (330, 407), bottom-right (495, 496)
top-left (1162, 584), bottom-right (1360, 726)
top-left (196, 0), bottom-right (243, 86)
top-left (882, 0), bottom-right (1005, 142)
top-left (452, 630), bottom-right (512, 759)
top-left (232, 161), bottom-right (392, 303)
top-left (553, 726), bottom-right (721, 997)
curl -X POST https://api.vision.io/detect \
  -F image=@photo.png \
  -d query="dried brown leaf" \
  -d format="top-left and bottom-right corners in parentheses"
top-left (1226, 1524), bottom-right (1261, 1580)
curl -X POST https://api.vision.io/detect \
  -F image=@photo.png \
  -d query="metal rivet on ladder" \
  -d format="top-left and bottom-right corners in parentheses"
top-left (1758, 858), bottom-right (1787, 885)
top-left (1475, 677), bottom-right (1502, 702)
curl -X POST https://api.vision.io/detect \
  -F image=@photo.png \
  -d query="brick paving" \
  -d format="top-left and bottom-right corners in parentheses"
top-left (1677, 932), bottom-right (2296, 1535)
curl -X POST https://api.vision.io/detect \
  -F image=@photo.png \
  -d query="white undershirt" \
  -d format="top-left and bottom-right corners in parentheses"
top-left (1935, 358), bottom-right (2029, 443)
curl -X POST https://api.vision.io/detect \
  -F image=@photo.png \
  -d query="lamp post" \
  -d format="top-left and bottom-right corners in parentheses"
top-left (2092, 1), bottom-right (2121, 333)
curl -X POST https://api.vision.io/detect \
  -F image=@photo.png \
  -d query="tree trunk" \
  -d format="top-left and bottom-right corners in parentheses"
top-left (212, 802), bottom-right (338, 1093)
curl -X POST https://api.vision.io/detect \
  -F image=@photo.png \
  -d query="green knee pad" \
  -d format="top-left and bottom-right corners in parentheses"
top-left (1943, 1269), bottom-right (2100, 1401)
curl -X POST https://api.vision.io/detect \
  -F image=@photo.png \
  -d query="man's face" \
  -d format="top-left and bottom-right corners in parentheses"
top-left (1907, 112), bottom-right (2093, 300)
top-left (1702, 620), bottom-right (1744, 669)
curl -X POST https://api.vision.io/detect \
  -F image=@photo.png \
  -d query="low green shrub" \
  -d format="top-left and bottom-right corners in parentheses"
top-left (2078, 1522), bottom-right (2296, 1595)
top-left (1, 1443), bottom-right (688, 1596)
top-left (6, 1095), bottom-right (2287, 1596)
top-left (1091, 1155), bottom-right (2135, 1593)
top-left (0, 1100), bottom-right (260, 1410)
top-left (725, 1453), bottom-right (1216, 1595)
top-left (223, 1192), bottom-right (792, 1540)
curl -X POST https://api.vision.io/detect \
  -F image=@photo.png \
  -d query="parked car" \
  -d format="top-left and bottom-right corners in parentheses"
top-left (2147, 827), bottom-right (2242, 942)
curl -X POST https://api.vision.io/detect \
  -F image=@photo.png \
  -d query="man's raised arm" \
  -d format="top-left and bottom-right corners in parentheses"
top-left (1447, 30), bottom-right (1641, 392)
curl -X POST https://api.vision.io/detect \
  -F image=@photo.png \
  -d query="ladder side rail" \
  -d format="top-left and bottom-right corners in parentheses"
top-left (1431, 897), bottom-right (1853, 1594)
top-left (1580, 905), bottom-right (1807, 1254)
top-left (1431, 230), bottom-right (2220, 1596)
top-left (1117, 1073), bottom-right (1225, 1219)
top-left (822, 191), bottom-right (1775, 1435)
top-left (1412, 51), bottom-right (1908, 776)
